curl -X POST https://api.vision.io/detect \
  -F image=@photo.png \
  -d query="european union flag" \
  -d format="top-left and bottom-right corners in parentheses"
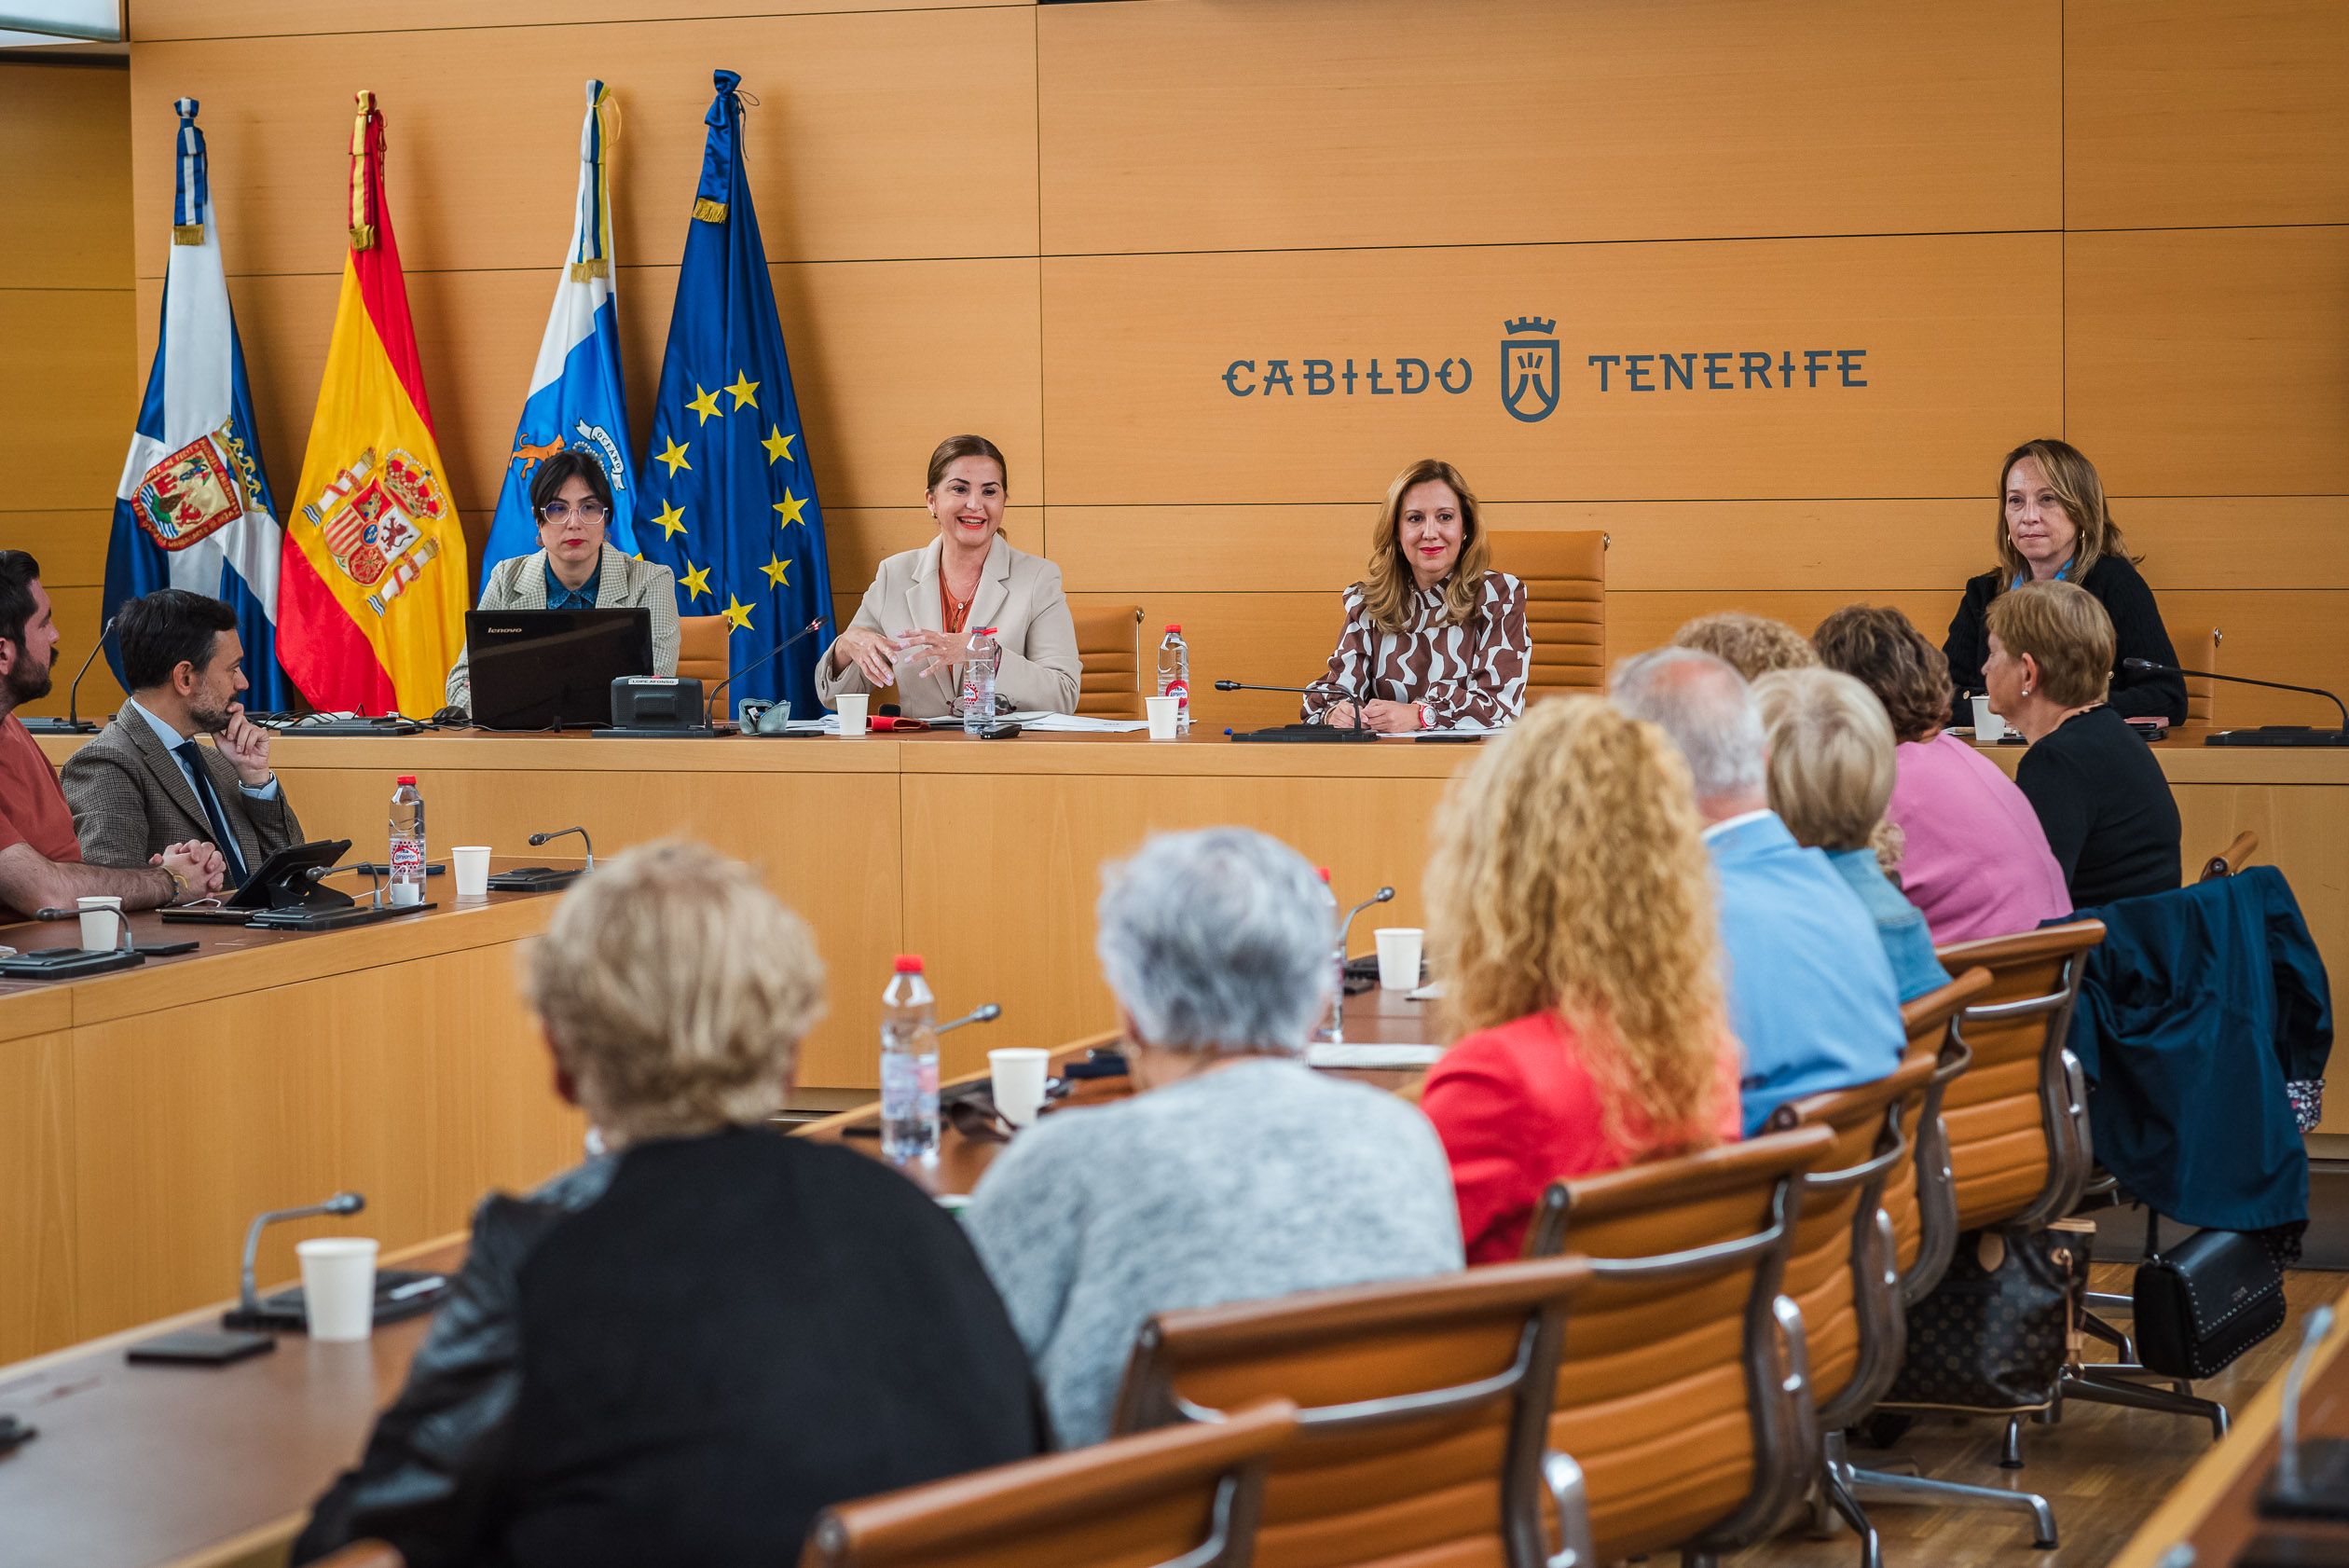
top-left (637, 69), bottom-right (833, 714)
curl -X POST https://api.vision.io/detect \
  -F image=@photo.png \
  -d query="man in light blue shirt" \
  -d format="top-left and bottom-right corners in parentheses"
top-left (1613, 647), bottom-right (1904, 1133)
top-left (61, 589), bottom-right (303, 885)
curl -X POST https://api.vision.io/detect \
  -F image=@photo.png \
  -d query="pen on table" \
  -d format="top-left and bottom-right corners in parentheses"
top-left (387, 1275), bottom-right (446, 1301)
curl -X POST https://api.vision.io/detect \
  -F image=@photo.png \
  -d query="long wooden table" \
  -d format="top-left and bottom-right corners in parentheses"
top-left (38, 722), bottom-right (2348, 1104)
top-left (0, 989), bottom-right (1435, 1568)
top-left (0, 881), bottom-right (583, 1364)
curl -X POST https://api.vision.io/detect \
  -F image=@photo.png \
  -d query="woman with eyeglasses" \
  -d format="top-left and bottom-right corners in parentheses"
top-left (442, 450), bottom-right (680, 715)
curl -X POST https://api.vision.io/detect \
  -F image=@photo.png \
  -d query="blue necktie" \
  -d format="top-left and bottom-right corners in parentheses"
top-left (173, 739), bottom-right (250, 885)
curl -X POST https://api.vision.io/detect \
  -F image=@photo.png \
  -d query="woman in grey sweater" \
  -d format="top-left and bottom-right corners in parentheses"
top-left (963, 827), bottom-right (1464, 1449)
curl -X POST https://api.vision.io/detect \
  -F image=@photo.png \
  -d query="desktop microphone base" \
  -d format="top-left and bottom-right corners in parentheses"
top-left (486, 866), bottom-right (584, 892)
top-left (1230, 724), bottom-right (1383, 743)
top-left (597, 724), bottom-right (720, 739)
top-left (18, 717), bottom-right (100, 734)
top-left (245, 901), bottom-right (436, 932)
top-left (2207, 727), bottom-right (2349, 748)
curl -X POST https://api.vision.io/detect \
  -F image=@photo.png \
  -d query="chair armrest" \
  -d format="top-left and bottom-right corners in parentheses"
top-left (1542, 1450), bottom-right (1598, 1568)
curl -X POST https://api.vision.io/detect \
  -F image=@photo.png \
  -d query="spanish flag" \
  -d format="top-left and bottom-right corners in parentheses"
top-left (279, 91), bottom-right (468, 716)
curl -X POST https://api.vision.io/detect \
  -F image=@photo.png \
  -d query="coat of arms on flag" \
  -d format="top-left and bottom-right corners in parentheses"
top-left (128, 427), bottom-right (254, 551)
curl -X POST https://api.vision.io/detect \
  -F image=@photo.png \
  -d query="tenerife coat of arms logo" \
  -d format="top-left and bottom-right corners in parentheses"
top-left (1501, 316), bottom-right (1561, 424)
top-left (130, 427), bottom-right (253, 551)
top-left (303, 447), bottom-right (448, 616)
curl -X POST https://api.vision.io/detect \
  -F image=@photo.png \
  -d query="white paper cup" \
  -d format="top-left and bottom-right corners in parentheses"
top-left (297, 1237), bottom-right (378, 1341)
top-left (989, 1047), bottom-right (1051, 1129)
top-left (451, 846), bottom-right (492, 898)
top-left (1146, 695), bottom-right (1180, 740)
top-left (1971, 694), bottom-right (2007, 742)
top-left (76, 895), bottom-right (123, 952)
top-left (835, 693), bottom-right (870, 737)
top-left (1374, 927), bottom-right (1425, 991)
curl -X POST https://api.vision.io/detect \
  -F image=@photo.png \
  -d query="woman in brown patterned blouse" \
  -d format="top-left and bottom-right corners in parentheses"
top-left (1301, 459), bottom-right (1531, 732)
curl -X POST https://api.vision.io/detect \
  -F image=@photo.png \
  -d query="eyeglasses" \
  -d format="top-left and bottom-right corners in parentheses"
top-left (538, 502), bottom-right (611, 526)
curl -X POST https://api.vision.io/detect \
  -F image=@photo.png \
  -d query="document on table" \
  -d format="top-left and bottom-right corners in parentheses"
top-left (1305, 1043), bottom-right (1445, 1069)
top-left (784, 710), bottom-right (1151, 734)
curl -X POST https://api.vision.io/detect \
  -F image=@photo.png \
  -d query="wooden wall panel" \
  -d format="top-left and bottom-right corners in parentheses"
top-left (130, 0), bottom-right (1023, 45)
top-left (125, 7), bottom-right (1037, 278)
top-left (2066, 0), bottom-right (2349, 229)
top-left (1040, 233), bottom-right (2063, 506)
top-left (139, 257), bottom-right (1041, 568)
top-left (1, 286), bottom-right (135, 516)
top-left (1038, 0), bottom-right (2060, 254)
top-left (0, 62), bottom-right (133, 290)
top-left (2067, 227), bottom-right (2349, 497)
top-left (0, 1032), bottom-right (78, 1363)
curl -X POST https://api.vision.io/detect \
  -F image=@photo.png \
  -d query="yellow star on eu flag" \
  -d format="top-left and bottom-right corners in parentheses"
top-left (725, 371), bottom-right (760, 410)
top-left (761, 553), bottom-right (792, 588)
top-left (654, 437), bottom-right (691, 477)
top-left (760, 425), bottom-right (795, 466)
top-left (773, 488), bottom-right (809, 529)
top-left (679, 559), bottom-right (713, 600)
top-left (687, 383), bottom-right (724, 424)
top-left (650, 500), bottom-right (687, 540)
top-left (721, 593), bottom-right (755, 631)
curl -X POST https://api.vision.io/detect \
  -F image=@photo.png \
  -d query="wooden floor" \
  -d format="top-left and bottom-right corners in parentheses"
top-left (1736, 1265), bottom-right (2341, 1568)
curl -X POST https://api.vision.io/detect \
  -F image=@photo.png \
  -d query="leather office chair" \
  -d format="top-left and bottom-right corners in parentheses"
top-left (2169, 624), bottom-right (2221, 727)
top-left (2202, 829), bottom-right (2260, 882)
top-left (1111, 1257), bottom-right (1597, 1568)
top-left (1848, 923), bottom-right (2108, 1547)
top-left (1524, 1124), bottom-right (1835, 1568)
top-left (804, 1398), bottom-right (1298, 1568)
top-left (1484, 530), bottom-right (1605, 700)
top-left (1883, 970), bottom-right (1993, 1306)
top-left (1767, 1052), bottom-right (1943, 1568)
top-left (1071, 603), bottom-right (1147, 720)
top-left (677, 612), bottom-right (729, 721)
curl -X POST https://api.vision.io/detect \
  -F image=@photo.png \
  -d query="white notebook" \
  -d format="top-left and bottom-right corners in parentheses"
top-left (1305, 1042), bottom-right (1445, 1069)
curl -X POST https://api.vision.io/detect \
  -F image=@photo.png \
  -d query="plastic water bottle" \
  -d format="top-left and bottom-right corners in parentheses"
top-left (960, 626), bottom-right (1001, 736)
top-left (388, 775), bottom-right (426, 907)
top-left (880, 955), bottom-right (941, 1162)
top-left (1315, 867), bottom-right (1344, 1043)
top-left (1156, 624), bottom-right (1192, 733)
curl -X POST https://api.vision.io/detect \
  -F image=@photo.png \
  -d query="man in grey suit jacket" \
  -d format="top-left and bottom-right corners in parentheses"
top-left (62, 589), bottom-right (304, 887)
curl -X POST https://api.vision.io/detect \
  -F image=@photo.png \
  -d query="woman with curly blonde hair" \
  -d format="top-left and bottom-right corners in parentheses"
top-left (1300, 458), bottom-right (1530, 733)
top-left (1419, 697), bottom-right (1742, 1263)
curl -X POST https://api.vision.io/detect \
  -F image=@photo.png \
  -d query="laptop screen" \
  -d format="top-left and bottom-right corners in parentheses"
top-left (465, 609), bottom-right (654, 731)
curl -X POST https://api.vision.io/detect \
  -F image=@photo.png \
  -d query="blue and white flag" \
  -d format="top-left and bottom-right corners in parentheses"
top-left (108, 97), bottom-right (289, 709)
top-left (637, 70), bottom-right (835, 711)
top-left (482, 80), bottom-right (639, 573)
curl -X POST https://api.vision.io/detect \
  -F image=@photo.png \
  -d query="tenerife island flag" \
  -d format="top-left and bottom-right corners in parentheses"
top-left (481, 79), bottom-right (639, 573)
top-left (108, 97), bottom-right (291, 710)
top-left (279, 90), bottom-right (470, 717)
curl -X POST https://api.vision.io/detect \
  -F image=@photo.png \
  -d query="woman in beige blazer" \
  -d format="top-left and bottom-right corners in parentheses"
top-left (816, 435), bottom-right (1080, 718)
top-left (444, 452), bottom-right (680, 711)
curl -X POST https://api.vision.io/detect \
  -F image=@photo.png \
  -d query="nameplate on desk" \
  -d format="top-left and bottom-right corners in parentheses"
top-left (1305, 1043), bottom-right (1444, 1069)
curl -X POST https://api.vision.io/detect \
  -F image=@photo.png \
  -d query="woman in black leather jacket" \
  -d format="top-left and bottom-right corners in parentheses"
top-left (293, 842), bottom-right (1043, 1568)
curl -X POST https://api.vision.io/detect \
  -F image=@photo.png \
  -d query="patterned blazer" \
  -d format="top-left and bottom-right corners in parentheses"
top-left (61, 704), bottom-right (305, 875)
top-left (1300, 571), bottom-right (1530, 729)
top-left (444, 543), bottom-right (680, 708)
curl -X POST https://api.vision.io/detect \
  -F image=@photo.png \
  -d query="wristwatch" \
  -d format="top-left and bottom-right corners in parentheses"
top-left (159, 864), bottom-right (188, 904)
top-left (1419, 702), bottom-right (1436, 732)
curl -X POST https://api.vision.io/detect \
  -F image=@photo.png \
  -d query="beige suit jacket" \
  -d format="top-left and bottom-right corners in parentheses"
top-left (61, 702), bottom-right (305, 875)
top-left (814, 536), bottom-right (1080, 717)
top-left (444, 543), bottom-right (680, 709)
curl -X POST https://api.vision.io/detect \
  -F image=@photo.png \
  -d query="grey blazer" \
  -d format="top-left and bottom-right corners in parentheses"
top-left (62, 704), bottom-right (305, 875)
top-left (813, 536), bottom-right (1080, 717)
top-left (444, 543), bottom-right (680, 708)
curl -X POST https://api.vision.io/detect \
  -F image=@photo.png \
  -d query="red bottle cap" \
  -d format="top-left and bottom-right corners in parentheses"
top-left (396, 775), bottom-right (417, 786)
top-left (1166, 623), bottom-right (1183, 633)
top-left (893, 954), bottom-right (925, 973)
top-left (1319, 867), bottom-right (1332, 881)
top-left (975, 626), bottom-right (998, 636)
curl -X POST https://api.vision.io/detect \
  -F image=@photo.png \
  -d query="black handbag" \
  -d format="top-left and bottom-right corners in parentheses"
top-left (1881, 1221), bottom-right (2093, 1414)
top-left (2134, 1226), bottom-right (2286, 1380)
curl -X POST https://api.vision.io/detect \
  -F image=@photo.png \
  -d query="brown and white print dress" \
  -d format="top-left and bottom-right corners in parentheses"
top-left (1300, 571), bottom-right (1530, 729)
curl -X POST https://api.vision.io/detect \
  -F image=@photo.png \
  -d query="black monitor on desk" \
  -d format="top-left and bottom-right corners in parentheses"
top-left (465, 609), bottom-right (653, 731)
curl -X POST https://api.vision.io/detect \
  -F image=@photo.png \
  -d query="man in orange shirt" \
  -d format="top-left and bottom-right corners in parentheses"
top-left (0, 551), bottom-right (223, 923)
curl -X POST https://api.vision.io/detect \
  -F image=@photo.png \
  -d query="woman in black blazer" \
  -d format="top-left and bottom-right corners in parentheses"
top-left (1944, 438), bottom-right (2188, 725)
top-left (293, 842), bottom-right (1043, 1568)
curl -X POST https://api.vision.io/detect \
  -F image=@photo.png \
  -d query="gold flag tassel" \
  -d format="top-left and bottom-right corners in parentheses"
top-left (569, 83), bottom-right (617, 280)
top-left (348, 89), bottom-right (378, 251)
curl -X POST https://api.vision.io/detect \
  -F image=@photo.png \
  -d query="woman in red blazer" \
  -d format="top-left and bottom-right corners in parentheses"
top-left (1421, 697), bottom-right (1745, 1263)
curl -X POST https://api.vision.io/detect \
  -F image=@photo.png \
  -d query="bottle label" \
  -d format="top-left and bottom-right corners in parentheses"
top-left (390, 838), bottom-right (423, 875)
top-left (1164, 678), bottom-right (1188, 708)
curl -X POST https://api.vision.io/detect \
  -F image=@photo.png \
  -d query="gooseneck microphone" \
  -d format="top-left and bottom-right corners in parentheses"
top-left (233, 1191), bottom-right (364, 1318)
top-left (707, 616), bottom-right (827, 724)
top-left (529, 825), bottom-right (595, 869)
top-left (2122, 656), bottom-right (2349, 746)
top-left (1212, 680), bottom-right (1381, 742)
top-left (935, 1002), bottom-right (1002, 1035)
top-left (21, 613), bottom-right (116, 735)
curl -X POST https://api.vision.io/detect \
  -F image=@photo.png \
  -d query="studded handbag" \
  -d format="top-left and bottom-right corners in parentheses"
top-left (2133, 1227), bottom-right (2287, 1381)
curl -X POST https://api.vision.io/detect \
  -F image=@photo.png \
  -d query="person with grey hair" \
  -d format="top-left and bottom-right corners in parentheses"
top-left (295, 840), bottom-right (1043, 1568)
top-left (963, 826), bottom-right (1463, 1448)
top-left (1611, 648), bottom-right (1904, 1134)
